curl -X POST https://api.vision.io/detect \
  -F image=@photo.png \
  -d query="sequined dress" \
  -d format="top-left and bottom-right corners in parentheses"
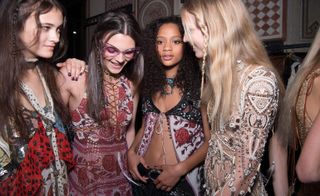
top-left (0, 67), bottom-right (74, 195)
top-left (69, 75), bottom-right (133, 196)
top-left (204, 66), bottom-right (280, 196)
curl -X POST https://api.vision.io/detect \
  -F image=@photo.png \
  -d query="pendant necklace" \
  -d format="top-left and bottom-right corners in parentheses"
top-left (161, 77), bottom-right (175, 95)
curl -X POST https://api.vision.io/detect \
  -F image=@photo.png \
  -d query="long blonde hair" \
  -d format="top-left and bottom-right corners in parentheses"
top-left (181, 0), bottom-right (281, 124)
top-left (277, 28), bottom-right (320, 147)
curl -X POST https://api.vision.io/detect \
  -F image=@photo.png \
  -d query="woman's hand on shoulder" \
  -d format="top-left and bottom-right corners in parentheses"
top-left (57, 58), bottom-right (87, 81)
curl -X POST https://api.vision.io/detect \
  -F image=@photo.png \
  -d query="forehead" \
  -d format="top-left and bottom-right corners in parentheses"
top-left (182, 11), bottom-right (197, 28)
top-left (157, 23), bottom-right (181, 37)
top-left (38, 7), bottom-right (63, 26)
top-left (104, 33), bottom-right (135, 49)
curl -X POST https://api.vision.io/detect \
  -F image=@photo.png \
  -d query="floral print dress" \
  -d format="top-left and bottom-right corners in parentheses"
top-left (69, 75), bottom-right (133, 196)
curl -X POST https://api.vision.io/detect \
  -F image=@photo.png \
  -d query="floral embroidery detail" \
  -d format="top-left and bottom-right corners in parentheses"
top-left (175, 128), bottom-right (191, 146)
top-left (137, 92), bottom-right (204, 195)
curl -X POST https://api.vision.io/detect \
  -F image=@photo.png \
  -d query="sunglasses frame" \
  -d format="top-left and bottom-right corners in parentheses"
top-left (102, 43), bottom-right (140, 60)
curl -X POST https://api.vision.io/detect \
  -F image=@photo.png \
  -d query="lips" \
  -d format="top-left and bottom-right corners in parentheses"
top-left (45, 45), bottom-right (55, 50)
top-left (162, 55), bottom-right (174, 61)
top-left (108, 60), bottom-right (125, 72)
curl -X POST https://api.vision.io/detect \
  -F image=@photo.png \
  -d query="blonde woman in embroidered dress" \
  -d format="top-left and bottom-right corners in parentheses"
top-left (276, 28), bottom-right (320, 195)
top-left (180, 0), bottom-right (283, 195)
top-left (0, 0), bottom-right (85, 195)
top-left (57, 11), bottom-right (144, 195)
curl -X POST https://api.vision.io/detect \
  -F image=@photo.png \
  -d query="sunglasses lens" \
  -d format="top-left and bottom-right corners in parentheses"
top-left (103, 43), bottom-right (139, 59)
top-left (104, 46), bottom-right (119, 57)
top-left (124, 49), bottom-right (139, 58)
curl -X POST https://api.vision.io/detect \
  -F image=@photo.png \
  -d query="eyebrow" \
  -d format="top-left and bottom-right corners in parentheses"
top-left (40, 22), bottom-right (63, 28)
top-left (105, 43), bottom-right (137, 50)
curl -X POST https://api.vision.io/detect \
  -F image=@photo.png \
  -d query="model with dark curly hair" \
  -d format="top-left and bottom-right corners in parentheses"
top-left (128, 16), bottom-right (210, 196)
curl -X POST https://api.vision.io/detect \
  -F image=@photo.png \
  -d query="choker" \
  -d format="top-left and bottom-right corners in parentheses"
top-left (25, 58), bottom-right (38, 69)
top-left (161, 77), bottom-right (175, 95)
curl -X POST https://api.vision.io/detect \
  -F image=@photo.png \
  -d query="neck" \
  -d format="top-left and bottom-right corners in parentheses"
top-left (104, 70), bottom-right (121, 85)
top-left (164, 63), bottom-right (179, 78)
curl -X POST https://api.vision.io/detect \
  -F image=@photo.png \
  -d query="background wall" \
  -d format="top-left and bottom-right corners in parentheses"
top-left (64, 0), bottom-right (320, 64)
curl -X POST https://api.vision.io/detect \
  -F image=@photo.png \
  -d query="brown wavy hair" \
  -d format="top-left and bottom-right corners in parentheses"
top-left (0, 0), bottom-right (69, 140)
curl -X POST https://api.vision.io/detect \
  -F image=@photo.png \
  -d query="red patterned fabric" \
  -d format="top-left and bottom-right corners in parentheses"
top-left (0, 116), bottom-right (74, 195)
top-left (69, 76), bottom-right (133, 196)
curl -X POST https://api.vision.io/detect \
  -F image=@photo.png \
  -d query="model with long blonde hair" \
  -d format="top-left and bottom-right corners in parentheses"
top-left (278, 28), bottom-right (320, 195)
top-left (181, 0), bottom-right (283, 195)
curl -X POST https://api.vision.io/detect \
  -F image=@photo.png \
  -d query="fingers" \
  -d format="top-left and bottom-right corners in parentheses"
top-left (130, 165), bottom-right (147, 183)
top-left (58, 58), bottom-right (86, 80)
top-left (154, 180), bottom-right (172, 192)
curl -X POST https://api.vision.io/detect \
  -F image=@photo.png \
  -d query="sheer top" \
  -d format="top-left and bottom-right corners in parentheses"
top-left (204, 65), bottom-right (280, 195)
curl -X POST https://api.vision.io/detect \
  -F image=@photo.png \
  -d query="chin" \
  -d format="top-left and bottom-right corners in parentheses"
top-left (39, 53), bottom-right (54, 59)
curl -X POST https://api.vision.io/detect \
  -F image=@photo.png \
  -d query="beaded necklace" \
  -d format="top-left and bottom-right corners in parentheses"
top-left (161, 77), bottom-right (175, 95)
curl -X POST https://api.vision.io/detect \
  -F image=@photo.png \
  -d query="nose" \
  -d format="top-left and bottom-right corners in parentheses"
top-left (114, 52), bottom-right (126, 63)
top-left (163, 41), bottom-right (172, 51)
top-left (50, 30), bottom-right (60, 43)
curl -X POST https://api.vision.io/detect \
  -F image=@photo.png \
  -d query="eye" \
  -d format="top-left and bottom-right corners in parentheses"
top-left (41, 25), bottom-right (51, 31)
top-left (56, 28), bottom-right (61, 34)
top-left (156, 40), bottom-right (163, 45)
top-left (105, 46), bottom-right (118, 54)
top-left (124, 48), bottom-right (139, 57)
top-left (173, 40), bottom-right (183, 45)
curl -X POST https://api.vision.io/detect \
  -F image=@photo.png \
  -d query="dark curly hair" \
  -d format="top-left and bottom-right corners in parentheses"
top-left (142, 16), bottom-right (200, 101)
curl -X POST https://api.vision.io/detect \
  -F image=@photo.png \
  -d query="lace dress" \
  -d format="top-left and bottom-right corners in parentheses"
top-left (69, 75), bottom-right (133, 196)
top-left (204, 66), bottom-right (280, 196)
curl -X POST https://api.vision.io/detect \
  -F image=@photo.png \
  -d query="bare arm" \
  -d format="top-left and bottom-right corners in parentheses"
top-left (216, 68), bottom-right (280, 195)
top-left (270, 133), bottom-right (288, 196)
top-left (126, 89), bottom-right (139, 148)
top-left (296, 111), bottom-right (320, 182)
top-left (56, 58), bottom-right (87, 108)
top-left (127, 119), bottom-right (148, 182)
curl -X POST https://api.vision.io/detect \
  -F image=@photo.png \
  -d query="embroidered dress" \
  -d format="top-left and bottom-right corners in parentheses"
top-left (294, 67), bottom-right (320, 195)
top-left (204, 66), bottom-right (280, 196)
top-left (69, 75), bottom-right (133, 196)
top-left (137, 92), bottom-right (204, 196)
top-left (0, 67), bottom-right (74, 195)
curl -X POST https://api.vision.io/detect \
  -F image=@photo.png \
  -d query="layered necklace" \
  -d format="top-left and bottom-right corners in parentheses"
top-left (20, 65), bottom-right (65, 195)
top-left (161, 77), bottom-right (175, 95)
